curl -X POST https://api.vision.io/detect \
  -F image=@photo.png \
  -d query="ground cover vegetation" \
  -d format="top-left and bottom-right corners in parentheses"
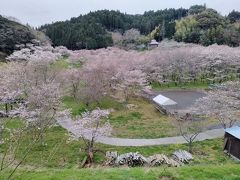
top-left (0, 39), bottom-right (240, 178)
top-left (1, 164), bottom-right (240, 180)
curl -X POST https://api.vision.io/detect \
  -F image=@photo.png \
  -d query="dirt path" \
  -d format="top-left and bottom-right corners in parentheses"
top-left (58, 119), bottom-right (224, 147)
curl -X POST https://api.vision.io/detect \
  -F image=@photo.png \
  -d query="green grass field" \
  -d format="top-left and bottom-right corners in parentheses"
top-left (0, 118), bottom-right (233, 169)
top-left (1, 164), bottom-right (240, 180)
top-left (151, 81), bottom-right (210, 90)
top-left (62, 96), bottom-right (124, 116)
top-left (108, 97), bottom-right (177, 138)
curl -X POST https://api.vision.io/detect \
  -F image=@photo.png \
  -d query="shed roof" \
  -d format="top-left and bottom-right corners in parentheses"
top-left (225, 126), bottom-right (240, 140)
top-left (153, 94), bottom-right (177, 106)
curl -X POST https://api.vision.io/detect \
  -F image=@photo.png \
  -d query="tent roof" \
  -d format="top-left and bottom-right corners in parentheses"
top-left (225, 126), bottom-right (240, 140)
top-left (153, 94), bottom-right (177, 106)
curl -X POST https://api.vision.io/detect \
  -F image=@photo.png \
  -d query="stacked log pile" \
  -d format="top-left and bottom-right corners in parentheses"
top-left (173, 150), bottom-right (193, 164)
top-left (146, 154), bottom-right (181, 167)
top-left (116, 152), bottom-right (147, 167)
top-left (105, 150), bottom-right (193, 167)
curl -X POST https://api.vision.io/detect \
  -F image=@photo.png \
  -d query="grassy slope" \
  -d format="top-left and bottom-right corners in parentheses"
top-left (108, 98), bottom-right (177, 138)
top-left (63, 96), bottom-right (176, 138)
top-left (1, 164), bottom-right (240, 180)
top-left (1, 118), bottom-right (233, 169)
top-left (63, 96), bottom-right (218, 138)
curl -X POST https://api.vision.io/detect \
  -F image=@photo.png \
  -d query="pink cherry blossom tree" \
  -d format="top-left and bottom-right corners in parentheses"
top-left (67, 43), bottom-right (240, 90)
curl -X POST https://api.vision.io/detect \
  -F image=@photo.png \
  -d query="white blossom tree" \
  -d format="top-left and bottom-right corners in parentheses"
top-left (0, 50), bottom-right (63, 178)
top-left (114, 69), bottom-right (148, 102)
top-left (59, 109), bottom-right (112, 166)
top-left (123, 28), bottom-right (141, 41)
top-left (172, 113), bottom-right (204, 152)
top-left (64, 68), bottom-right (83, 99)
top-left (193, 82), bottom-right (240, 129)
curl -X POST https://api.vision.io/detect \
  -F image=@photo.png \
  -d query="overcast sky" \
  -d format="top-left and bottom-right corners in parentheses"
top-left (1, 0), bottom-right (240, 27)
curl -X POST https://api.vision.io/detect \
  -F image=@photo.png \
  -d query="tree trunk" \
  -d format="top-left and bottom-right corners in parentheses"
top-left (87, 150), bottom-right (94, 164)
top-left (188, 141), bottom-right (193, 153)
top-left (5, 104), bottom-right (8, 114)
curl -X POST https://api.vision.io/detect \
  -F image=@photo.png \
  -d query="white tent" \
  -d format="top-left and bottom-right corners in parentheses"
top-left (153, 94), bottom-right (177, 106)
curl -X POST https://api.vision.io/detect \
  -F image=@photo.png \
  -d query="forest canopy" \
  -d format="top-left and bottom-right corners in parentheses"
top-left (39, 8), bottom-right (188, 50)
top-left (39, 5), bottom-right (240, 50)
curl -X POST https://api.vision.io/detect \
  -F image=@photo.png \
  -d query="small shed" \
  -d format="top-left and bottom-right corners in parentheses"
top-left (153, 94), bottom-right (177, 114)
top-left (148, 39), bottom-right (159, 50)
top-left (224, 126), bottom-right (240, 160)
